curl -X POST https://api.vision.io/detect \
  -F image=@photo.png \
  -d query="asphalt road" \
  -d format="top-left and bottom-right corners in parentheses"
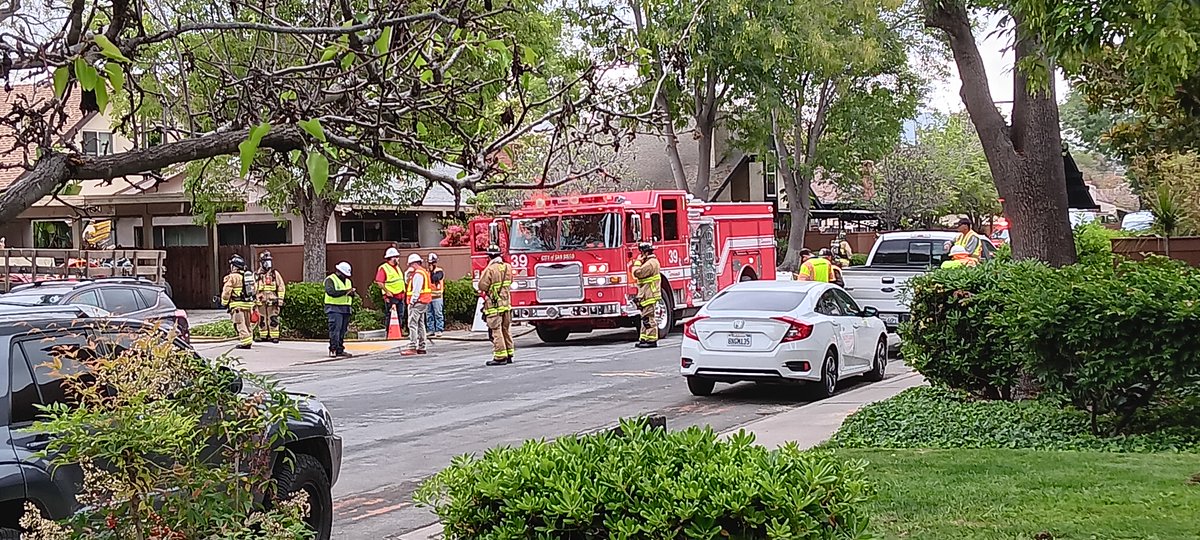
top-left (261, 328), bottom-right (875, 539)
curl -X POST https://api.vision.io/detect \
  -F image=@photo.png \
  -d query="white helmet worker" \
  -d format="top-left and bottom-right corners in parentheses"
top-left (407, 253), bottom-right (423, 265)
top-left (949, 245), bottom-right (969, 257)
top-left (428, 252), bottom-right (439, 263)
top-left (384, 247), bottom-right (400, 259)
top-left (335, 261), bottom-right (352, 276)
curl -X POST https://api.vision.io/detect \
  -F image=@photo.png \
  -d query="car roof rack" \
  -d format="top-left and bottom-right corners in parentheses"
top-left (16, 276), bottom-right (161, 288)
top-left (0, 303), bottom-right (107, 321)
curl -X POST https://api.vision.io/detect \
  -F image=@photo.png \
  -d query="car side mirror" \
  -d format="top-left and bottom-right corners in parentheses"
top-left (219, 365), bottom-right (243, 394)
top-left (861, 306), bottom-right (879, 318)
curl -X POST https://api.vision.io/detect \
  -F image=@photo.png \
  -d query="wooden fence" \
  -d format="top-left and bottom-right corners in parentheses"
top-left (1111, 236), bottom-right (1200, 266)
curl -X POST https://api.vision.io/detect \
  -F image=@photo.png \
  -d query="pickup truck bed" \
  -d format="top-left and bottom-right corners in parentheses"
top-left (841, 266), bottom-right (925, 330)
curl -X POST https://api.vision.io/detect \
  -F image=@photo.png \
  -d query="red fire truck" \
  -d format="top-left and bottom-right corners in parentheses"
top-left (468, 190), bottom-right (776, 343)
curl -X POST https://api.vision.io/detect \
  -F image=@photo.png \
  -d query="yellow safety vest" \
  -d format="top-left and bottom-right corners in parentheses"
top-left (324, 274), bottom-right (353, 306)
top-left (799, 258), bottom-right (831, 282)
top-left (379, 263), bottom-right (406, 295)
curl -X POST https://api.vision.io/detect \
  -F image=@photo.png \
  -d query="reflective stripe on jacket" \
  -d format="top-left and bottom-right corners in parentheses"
top-left (953, 231), bottom-right (984, 258)
top-left (221, 272), bottom-right (256, 310)
top-left (324, 274), bottom-right (353, 306)
top-left (632, 255), bottom-right (661, 308)
top-left (478, 260), bottom-right (512, 315)
top-left (429, 266), bottom-right (445, 298)
top-left (379, 263), bottom-right (407, 295)
top-left (408, 266), bottom-right (433, 303)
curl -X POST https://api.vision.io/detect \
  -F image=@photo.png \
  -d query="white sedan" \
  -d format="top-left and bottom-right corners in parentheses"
top-left (679, 280), bottom-right (889, 398)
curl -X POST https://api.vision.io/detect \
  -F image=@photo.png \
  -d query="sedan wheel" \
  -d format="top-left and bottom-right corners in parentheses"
top-left (807, 349), bottom-right (839, 400)
top-left (865, 337), bottom-right (887, 382)
top-left (687, 377), bottom-right (715, 397)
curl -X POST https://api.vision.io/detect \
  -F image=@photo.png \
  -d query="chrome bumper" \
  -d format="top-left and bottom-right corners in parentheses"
top-left (511, 302), bottom-right (623, 321)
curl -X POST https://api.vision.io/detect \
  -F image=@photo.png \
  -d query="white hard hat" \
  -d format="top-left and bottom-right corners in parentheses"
top-left (385, 247), bottom-right (400, 259)
top-left (336, 261), bottom-right (352, 276)
top-left (949, 245), bottom-right (969, 257)
top-left (407, 253), bottom-right (422, 265)
top-left (427, 252), bottom-right (439, 262)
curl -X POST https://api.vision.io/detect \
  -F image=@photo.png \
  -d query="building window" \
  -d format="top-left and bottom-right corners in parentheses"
top-left (217, 222), bottom-right (290, 246)
top-left (135, 225), bottom-right (207, 248)
top-left (661, 198), bottom-right (680, 241)
top-left (32, 220), bottom-right (72, 248)
top-left (764, 147), bottom-right (778, 200)
top-left (82, 131), bottom-right (113, 156)
top-left (338, 214), bottom-right (419, 243)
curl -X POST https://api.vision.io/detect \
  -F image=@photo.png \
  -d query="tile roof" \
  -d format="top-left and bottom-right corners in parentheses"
top-left (0, 81), bottom-right (85, 190)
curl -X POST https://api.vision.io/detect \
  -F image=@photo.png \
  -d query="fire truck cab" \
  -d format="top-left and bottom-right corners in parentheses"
top-left (469, 190), bottom-right (776, 343)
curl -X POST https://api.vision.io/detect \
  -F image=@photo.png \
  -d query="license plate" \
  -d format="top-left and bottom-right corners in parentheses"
top-left (726, 333), bottom-right (752, 347)
top-left (880, 314), bottom-right (900, 326)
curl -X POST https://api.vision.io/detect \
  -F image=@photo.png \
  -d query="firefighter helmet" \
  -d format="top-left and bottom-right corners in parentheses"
top-left (259, 250), bottom-right (272, 261)
top-left (638, 242), bottom-right (654, 254)
top-left (487, 244), bottom-right (502, 258)
top-left (229, 255), bottom-right (247, 270)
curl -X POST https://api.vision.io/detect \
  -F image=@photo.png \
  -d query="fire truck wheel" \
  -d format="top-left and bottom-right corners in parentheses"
top-left (535, 325), bottom-right (571, 343)
top-left (655, 285), bottom-right (675, 338)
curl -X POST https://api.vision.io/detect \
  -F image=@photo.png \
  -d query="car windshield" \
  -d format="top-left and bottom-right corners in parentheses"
top-left (0, 291), bottom-right (65, 305)
top-left (510, 214), bottom-right (621, 252)
top-left (707, 290), bottom-right (808, 312)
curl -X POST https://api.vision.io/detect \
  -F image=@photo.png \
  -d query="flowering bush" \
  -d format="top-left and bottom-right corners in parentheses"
top-left (439, 224), bottom-right (470, 247)
top-left (19, 325), bottom-right (311, 539)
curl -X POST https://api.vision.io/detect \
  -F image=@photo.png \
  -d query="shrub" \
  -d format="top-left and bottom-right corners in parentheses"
top-left (281, 281), bottom-right (366, 338)
top-left (900, 260), bottom-right (1047, 400)
top-left (443, 277), bottom-right (478, 323)
top-left (1074, 222), bottom-right (1127, 267)
top-left (1005, 257), bottom-right (1200, 434)
top-left (849, 253), bottom-right (868, 266)
top-left (191, 319), bottom-right (236, 338)
top-left (23, 326), bottom-right (310, 538)
top-left (416, 420), bottom-right (874, 539)
top-left (825, 387), bottom-right (1200, 453)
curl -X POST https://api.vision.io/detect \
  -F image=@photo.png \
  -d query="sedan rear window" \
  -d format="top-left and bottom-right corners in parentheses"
top-left (706, 290), bottom-right (807, 312)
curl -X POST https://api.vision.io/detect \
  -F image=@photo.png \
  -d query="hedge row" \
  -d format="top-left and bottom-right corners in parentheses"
top-left (278, 278), bottom-right (479, 339)
top-left (901, 226), bottom-right (1200, 435)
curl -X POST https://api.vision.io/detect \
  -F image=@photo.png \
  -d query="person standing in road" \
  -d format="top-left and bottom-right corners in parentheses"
top-left (795, 248), bottom-right (832, 282)
top-left (478, 244), bottom-right (514, 366)
top-left (401, 254), bottom-right (431, 356)
top-left (631, 242), bottom-right (662, 348)
top-left (254, 250), bottom-right (287, 343)
top-left (426, 252), bottom-right (445, 338)
top-left (374, 248), bottom-right (407, 334)
top-left (951, 217), bottom-right (987, 259)
top-left (220, 254), bottom-right (256, 350)
top-left (324, 262), bottom-right (356, 358)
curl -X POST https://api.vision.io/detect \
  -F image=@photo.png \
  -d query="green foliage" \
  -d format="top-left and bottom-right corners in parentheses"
top-left (417, 420), bottom-right (875, 539)
top-left (443, 278), bottom-right (479, 324)
top-left (191, 320), bottom-right (237, 338)
top-left (1006, 258), bottom-right (1200, 434)
top-left (900, 260), bottom-right (1046, 400)
top-left (22, 327), bottom-right (310, 538)
top-left (850, 253), bottom-right (868, 266)
top-left (1073, 221), bottom-right (1127, 267)
top-left (826, 387), bottom-right (1200, 452)
top-left (280, 281), bottom-right (365, 338)
top-left (1132, 152), bottom-right (1200, 236)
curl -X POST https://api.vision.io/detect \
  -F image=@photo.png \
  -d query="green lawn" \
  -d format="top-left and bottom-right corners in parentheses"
top-left (836, 448), bottom-right (1200, 540)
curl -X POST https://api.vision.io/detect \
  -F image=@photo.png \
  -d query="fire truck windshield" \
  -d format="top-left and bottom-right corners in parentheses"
top-left (510, 214), bottom-right (621, 252)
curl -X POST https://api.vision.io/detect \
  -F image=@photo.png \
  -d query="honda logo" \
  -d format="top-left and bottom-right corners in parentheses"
top-left (734, 320), bottom-right (744, 329)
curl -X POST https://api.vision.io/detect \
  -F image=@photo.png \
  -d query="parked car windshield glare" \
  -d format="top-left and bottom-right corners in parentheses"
top-left (706, 290), bottom-right (808, 312)
top-left (509, 214), bottom-right (621, 252)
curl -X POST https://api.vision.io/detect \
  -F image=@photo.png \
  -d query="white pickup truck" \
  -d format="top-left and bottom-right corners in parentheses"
top-left (840, 231), bottom-right (995, 332)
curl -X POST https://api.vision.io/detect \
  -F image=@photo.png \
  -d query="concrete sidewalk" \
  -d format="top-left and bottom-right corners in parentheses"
top-left (396, 364), bottom-right (927, 540)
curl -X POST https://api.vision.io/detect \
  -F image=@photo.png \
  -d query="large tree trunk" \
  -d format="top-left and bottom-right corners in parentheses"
top-left (692, 64), bottom-right (720, 201)
top-left (297, 185), bottom-right (336, 282)
top-left (631, 0), bottom-right (690, 193)
top-left (771, 110), bottom-right (810, 271)
top-left (926, 4), bottom-right (1076, 266)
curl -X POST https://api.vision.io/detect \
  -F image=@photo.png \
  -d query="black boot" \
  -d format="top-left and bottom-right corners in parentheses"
top-left (486, 357), bottom-right (509, 366)
top-left (635, 341), bottom-right (657, 349)
top-left (235, 344), bottom-right (252, 350)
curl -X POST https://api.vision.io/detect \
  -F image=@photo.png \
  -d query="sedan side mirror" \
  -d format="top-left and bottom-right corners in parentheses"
top-left (219, 365), bottom-right (244, 394)
top-left (861, 306), bottom-right (880, 318)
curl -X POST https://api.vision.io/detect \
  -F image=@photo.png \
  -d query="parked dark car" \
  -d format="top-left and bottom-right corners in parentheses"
top-left (0, 277), bottom-right (190, 343)
top-left (0, 311), bottom-right (341, 539)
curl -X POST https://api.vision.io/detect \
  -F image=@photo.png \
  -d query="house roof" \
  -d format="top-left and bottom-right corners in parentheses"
top-left (0, 81), bottom-right (87, 190)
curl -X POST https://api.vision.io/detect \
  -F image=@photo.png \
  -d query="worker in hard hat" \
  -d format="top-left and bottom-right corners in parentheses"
top-left (631, 241), bottom-right (662, 348)
top-left (794, 249), bottom-right (832, 282)
top-left (254, 250), bottom-right (287, 343)
top-left (952, 217), bottom-right (987, 259)
top-left (401, 253), bottom-right (431, 356)
top-left (374, 247), bottom-right (407, 336)
top-left (426, 252), bottom-right (445, 338)
top-left (941, 245), bottom-right (979, 269)
top-left (220, 254), bottom-right (256, 350)
top-left (821, 248), bottom-right (845, 287)
top-left (324, 261), bottom-right (357, 357)
top-left (478, 244), bottom-right (514, 365)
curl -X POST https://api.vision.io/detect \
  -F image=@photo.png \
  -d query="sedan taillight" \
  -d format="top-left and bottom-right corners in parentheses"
top-left (772, 316), bottom-right (813, 342)
top-left (682, 316), bottom-right (709, 340)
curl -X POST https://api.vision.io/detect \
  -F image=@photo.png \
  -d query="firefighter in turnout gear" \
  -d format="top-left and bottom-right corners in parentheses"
top-left (631, 242), bottom-right (662, 348)
top-left (478, 245), bottom-right (514, 366)
top-left (254, 250), bottom-right (287, 343)
top-left (221, 254), bottom-right (256, 349)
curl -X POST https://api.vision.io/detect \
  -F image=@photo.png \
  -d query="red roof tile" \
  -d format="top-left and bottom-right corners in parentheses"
top-left (0, 81), bottom-right (85, 190)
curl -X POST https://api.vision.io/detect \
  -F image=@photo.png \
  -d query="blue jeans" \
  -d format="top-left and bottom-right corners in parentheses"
top-left (427, 297), bottom-right (445, 333)
top-left (326, 310), bottom-right (350, 353)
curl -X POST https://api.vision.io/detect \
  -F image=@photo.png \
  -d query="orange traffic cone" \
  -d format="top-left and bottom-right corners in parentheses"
top-left (386, 305), bottom-right (403, 340)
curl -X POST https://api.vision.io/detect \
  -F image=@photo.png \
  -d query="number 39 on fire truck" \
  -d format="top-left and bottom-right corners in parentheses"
top-left (469, 190), bottom-right (776, 343)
